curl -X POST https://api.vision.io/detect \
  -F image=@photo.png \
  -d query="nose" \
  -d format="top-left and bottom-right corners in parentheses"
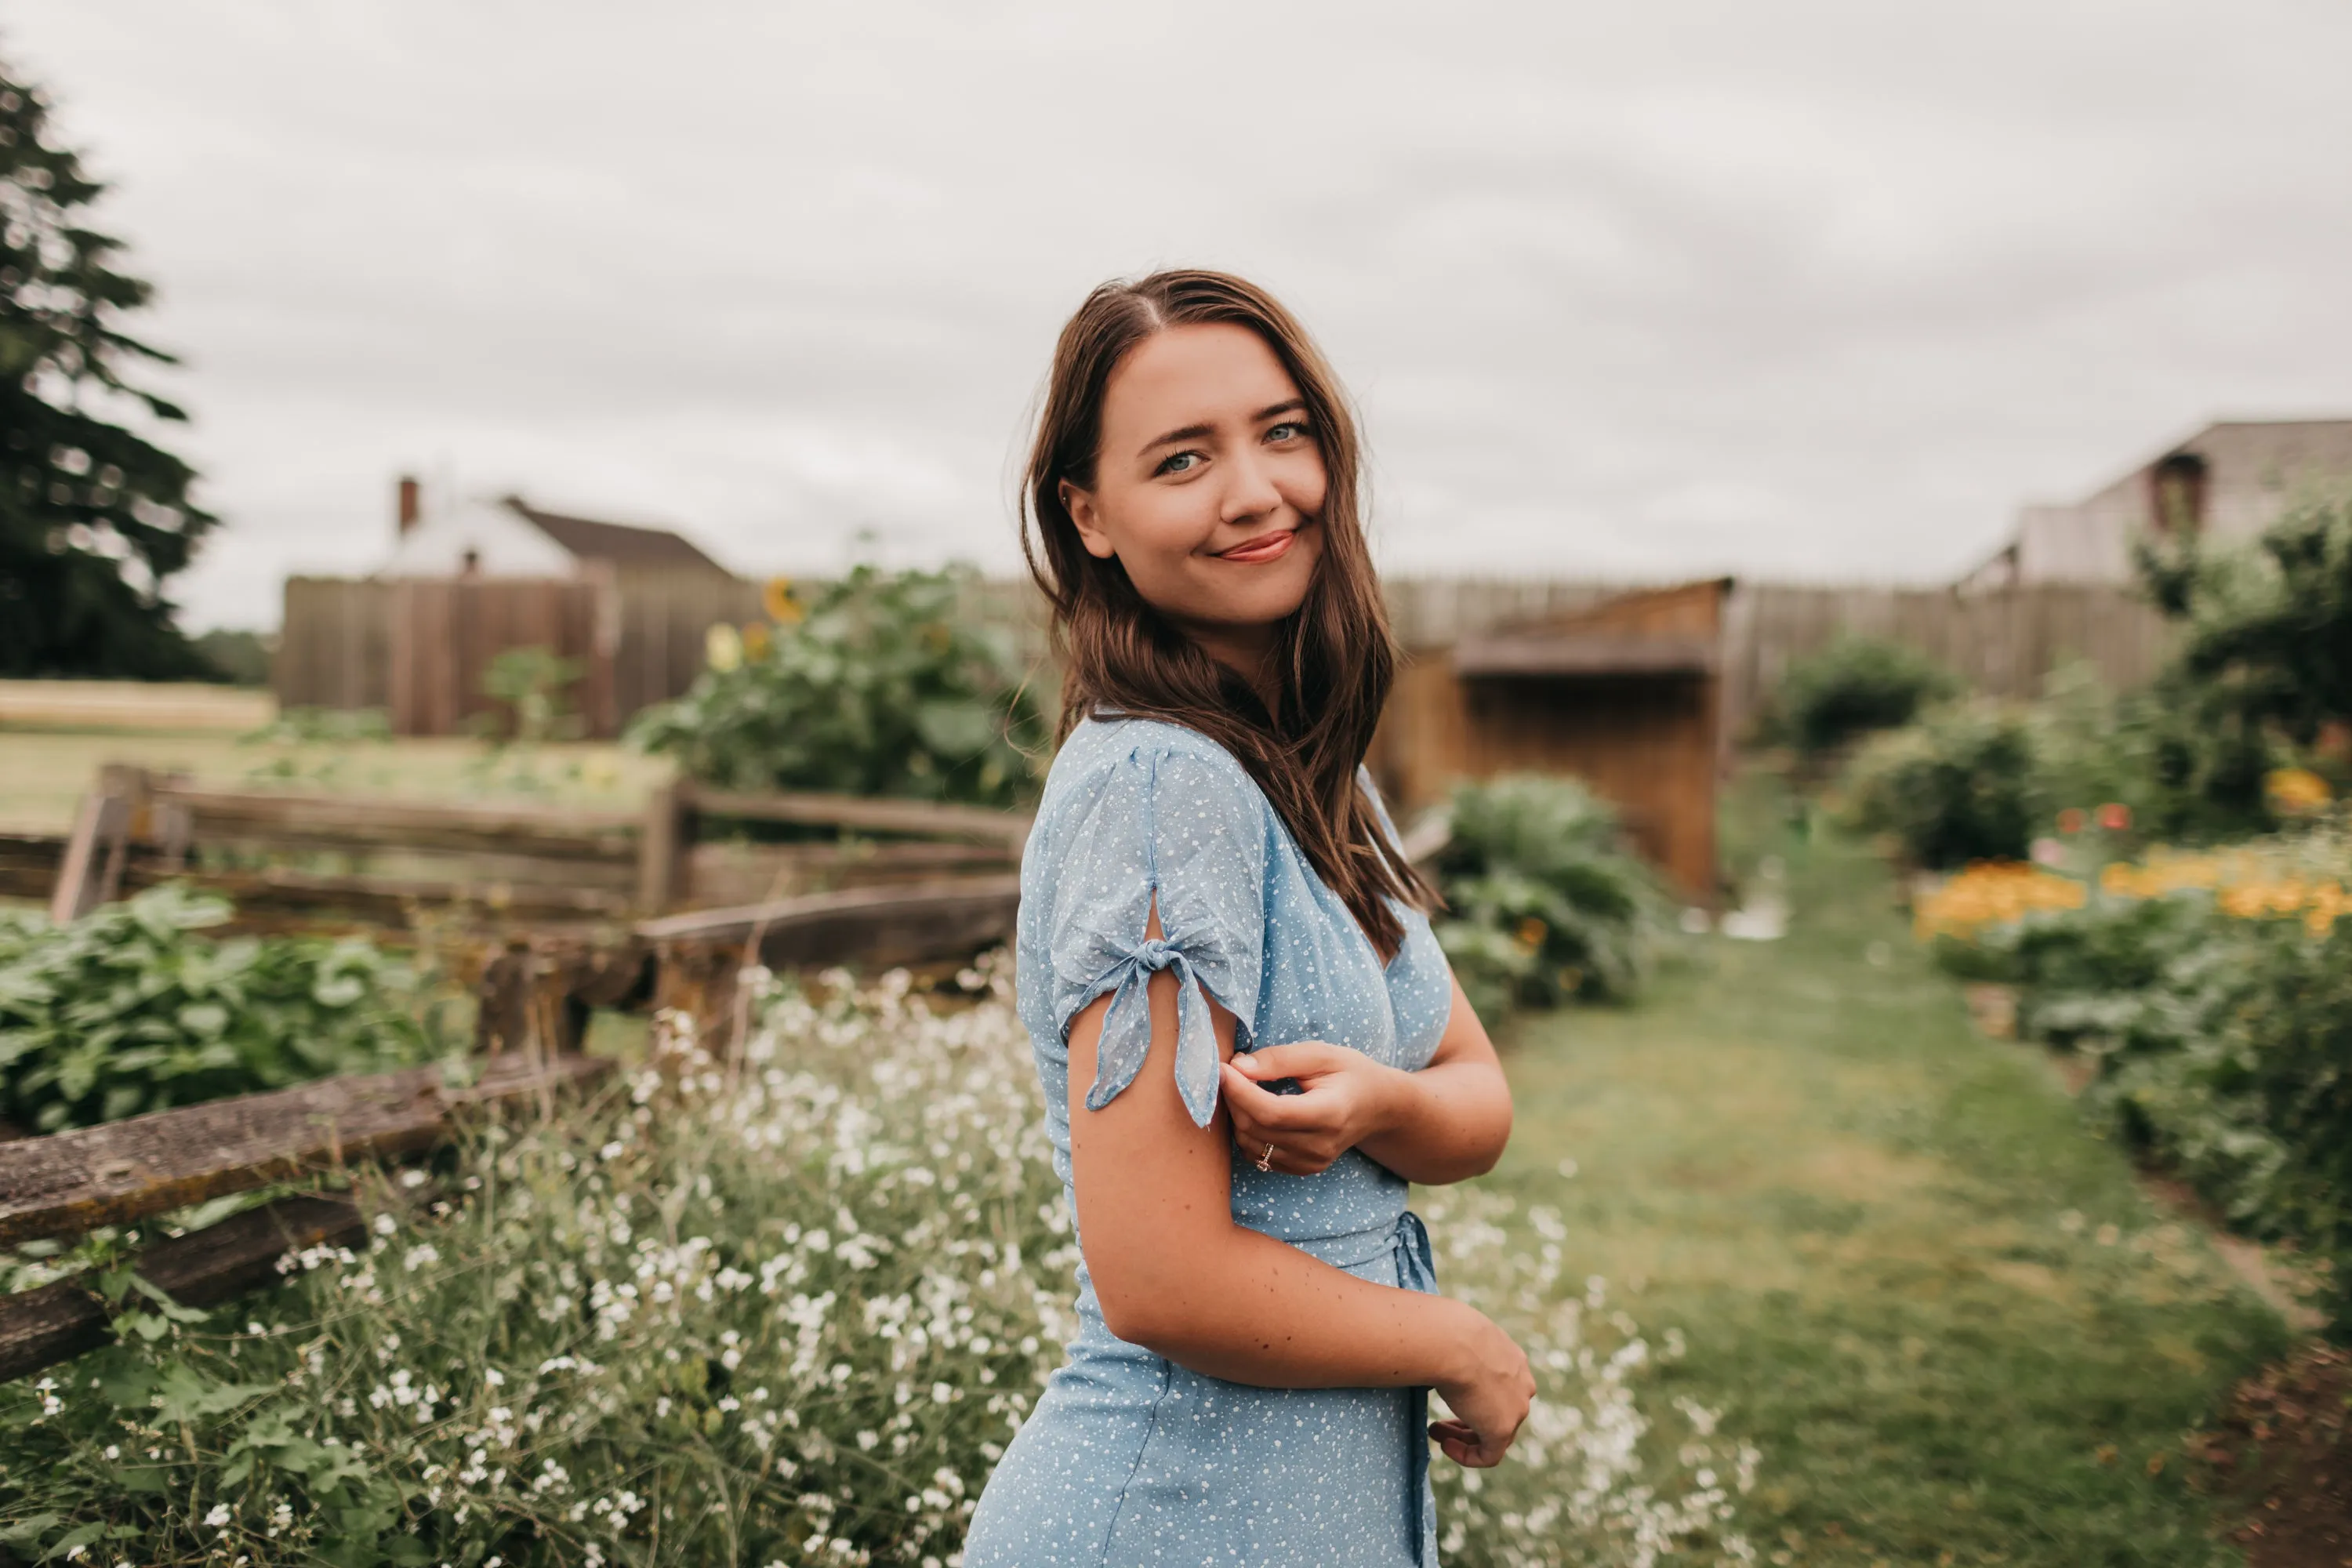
top-left (1219, 447), bottom-right (1283, 525)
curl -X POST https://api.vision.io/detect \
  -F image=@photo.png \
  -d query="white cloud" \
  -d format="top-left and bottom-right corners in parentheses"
top-left (9, 0), bottom-right (2352, 629)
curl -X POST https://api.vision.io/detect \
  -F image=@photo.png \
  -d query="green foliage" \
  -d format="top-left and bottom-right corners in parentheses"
top-left (627, 564), bottom-right (1044, 808)
top-left (1767, 636), bottom-right (1962, 759)
top-left (0, 968), bottom-right (1748, 1565)
top-left (1842, 699), bottom-right (2042, 868)
top-left (477, 644), bottom-right (585, 746)
top-left (2027, 660), bottom-right (2277, 844)
top-left (1940, 850), bottom-right (2352, 1330)
top-left (191, 628), bottom-right (274, 687)
top-left (0, 885), bottom-right (447, 1133)
top-left (0, 56), bottom-right (218, 678)
top-left (467, 645), bottom-right (588, 795)
top-left (2109, 488), bottom-right (2352, 834)
top-left (237, 706), bottom-right (394, 788)
top-left (2139, 487), bottom-right (2352, 749)
top-left (1431, 774), bottom-right (1668, 1021)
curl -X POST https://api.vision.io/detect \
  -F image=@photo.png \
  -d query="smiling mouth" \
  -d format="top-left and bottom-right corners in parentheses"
top-left (1217, 529), bottom-right (1298, 564)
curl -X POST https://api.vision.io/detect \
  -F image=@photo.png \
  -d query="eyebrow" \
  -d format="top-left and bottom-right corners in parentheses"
top-left (1138, 398), bottom-right (1309, 456)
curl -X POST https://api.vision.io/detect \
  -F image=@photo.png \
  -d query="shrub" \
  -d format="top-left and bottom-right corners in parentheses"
top-left (1933, 829), bottom-right (2352, 1328)
top-left (2028, 662), bottom-right (2279, 847)
top-left (626, 565), bottom-right (1046, 808)
top-left (1842, 700), bottom-right (2042, 869)
top-left (0, 966), bottom-right (1757, 1566)
top-left (0, 885), bottom-right (449, 1133)
top-left (2140, 486), bottom-right (2352, 752)
top-left (1430, 775), bottom-right (1668, 1021)
top-left (1767, 637), bottom-right (1962, 760)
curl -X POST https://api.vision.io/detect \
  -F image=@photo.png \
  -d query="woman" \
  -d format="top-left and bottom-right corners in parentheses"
top-left (964, 270), bottom-right (1532, 1566)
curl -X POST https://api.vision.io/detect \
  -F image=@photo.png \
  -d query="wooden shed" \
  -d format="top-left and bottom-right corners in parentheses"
top-left (1370, 578), bottom-right (1733, 903)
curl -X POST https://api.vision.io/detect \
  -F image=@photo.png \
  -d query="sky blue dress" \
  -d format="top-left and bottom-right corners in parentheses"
top-left (964, 716), bottom-right (1457, 1566)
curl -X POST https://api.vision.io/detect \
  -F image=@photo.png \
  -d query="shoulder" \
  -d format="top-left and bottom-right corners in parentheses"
top-left (1040, 716), bottom-right (1262, 814)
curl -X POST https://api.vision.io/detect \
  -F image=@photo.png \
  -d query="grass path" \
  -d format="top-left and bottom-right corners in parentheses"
top-left (1477, 781), bottom-right (2289, 1566)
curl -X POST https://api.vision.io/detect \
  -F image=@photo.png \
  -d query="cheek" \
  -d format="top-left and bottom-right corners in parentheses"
top-left (1100, 486), bottom-right (1216, 597)
top-left (1278, 450), bottom-right (1330, 518)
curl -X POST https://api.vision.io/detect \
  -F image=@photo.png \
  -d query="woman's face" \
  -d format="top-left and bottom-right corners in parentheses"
top-left (1061, 321), bottom-right (1328, 668)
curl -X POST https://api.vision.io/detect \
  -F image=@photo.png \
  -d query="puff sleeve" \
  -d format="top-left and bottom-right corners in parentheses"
top-left (1046, 742), bottom-right (1268, 1129)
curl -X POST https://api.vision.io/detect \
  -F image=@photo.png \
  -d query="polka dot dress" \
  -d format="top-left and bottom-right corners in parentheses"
top-left (964, 717), bottom-right (1456, 1566)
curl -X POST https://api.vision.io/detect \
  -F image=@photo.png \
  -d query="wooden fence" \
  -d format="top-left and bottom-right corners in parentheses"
top-left (278, 572), bottom-right (762, 737)
top-left (1378, 579), bottom-right (2172, 738)
top-left (278, 572), bottom-right (2173, 742)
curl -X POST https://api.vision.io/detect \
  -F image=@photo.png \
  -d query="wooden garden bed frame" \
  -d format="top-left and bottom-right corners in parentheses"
top-left (24, 765), bottom-right (1029, 927)
top-left (0, 1052), bottom-right (611, 1383)
top-left (2, 775), bottom-right (1029, 1385)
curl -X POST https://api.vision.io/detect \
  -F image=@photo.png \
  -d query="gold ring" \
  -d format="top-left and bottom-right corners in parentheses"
top-left (1256, 1142), bottom-right (1275, 1173)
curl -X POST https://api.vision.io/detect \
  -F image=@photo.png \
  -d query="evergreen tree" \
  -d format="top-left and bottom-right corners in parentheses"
top-left (1, 53), bottom-right (216, 677)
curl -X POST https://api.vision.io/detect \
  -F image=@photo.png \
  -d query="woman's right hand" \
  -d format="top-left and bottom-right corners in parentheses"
top-left (1430, 1312), bottom-right (1534, 1468)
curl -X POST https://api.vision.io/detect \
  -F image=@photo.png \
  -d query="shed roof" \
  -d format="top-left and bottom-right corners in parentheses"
top-left (1451, 577), bottom-right (1732, 677)
top-left (502, 497), bottom-right (729, 573)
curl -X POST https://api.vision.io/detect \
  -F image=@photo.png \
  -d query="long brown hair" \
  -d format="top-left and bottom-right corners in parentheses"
top-left (1021, 268), bottom-right (1435, 958)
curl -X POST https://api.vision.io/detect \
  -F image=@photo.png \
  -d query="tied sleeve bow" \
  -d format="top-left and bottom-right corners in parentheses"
top-left (1083, 935), bottom-right (1223, 1128)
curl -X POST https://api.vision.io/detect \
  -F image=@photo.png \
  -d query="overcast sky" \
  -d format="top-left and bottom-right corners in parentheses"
top-left (12, 0), bottom-right (2352, 630)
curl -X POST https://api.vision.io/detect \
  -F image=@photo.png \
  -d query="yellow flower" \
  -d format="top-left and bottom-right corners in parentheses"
top-left (705, 622), bottom-right (743, 673)
top-left (1912, 861), bottom-right (2085, 941)
top-left (2267, 767), bottom-right (2331, 814)
top-left (763, 576), bottom-right (804, 625)
top-left (740, 622), bottom-right (772, 660)
top-left (1515, 916), bottom-right (1548, 953)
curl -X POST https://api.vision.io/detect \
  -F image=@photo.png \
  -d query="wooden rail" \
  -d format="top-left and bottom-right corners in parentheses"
top-left (40, 768), bottom-right (1033, 928)
top-left (0, 1053), bottom-right (612, 1250)
top-left (684, 788), bottom-right (1032, 851)
top-left (638, 873), bottom-right (1022, 1035)
top-left (0, 1051), bottom-right (612, 1383)
top-left (0, 1194), bottom-right (366, 1382)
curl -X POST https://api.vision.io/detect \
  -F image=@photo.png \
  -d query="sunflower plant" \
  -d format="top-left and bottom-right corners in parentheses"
top-left (627, 565), bottom-right (1047, 809)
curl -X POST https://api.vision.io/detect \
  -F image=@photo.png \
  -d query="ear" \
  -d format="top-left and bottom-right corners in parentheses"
top-left (1061, 478), bottom-right (1118, 561)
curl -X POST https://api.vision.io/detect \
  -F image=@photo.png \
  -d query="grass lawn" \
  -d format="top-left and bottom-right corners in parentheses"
top-left (1476, 775), bottom-right (2291, 1566)
top-left (0, 681), bottom-right (669, 832)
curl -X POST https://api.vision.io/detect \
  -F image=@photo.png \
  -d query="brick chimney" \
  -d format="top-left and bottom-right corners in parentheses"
top-left (396, 474), bottom-right (422, 536)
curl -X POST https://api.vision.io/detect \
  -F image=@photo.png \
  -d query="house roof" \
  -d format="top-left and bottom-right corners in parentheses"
top-left (501, 496), bottom-right (728, 573)
top-left (2166, 419), bottom-right (2352, 481)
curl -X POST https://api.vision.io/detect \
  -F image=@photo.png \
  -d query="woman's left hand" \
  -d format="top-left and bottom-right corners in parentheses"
top-left (1220, 1043), bottom-right (1403, 1176)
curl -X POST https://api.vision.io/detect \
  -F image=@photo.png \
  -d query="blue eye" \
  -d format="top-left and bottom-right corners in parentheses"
top-left (1156, 451), bottom-right (1202, 476)
top-left (1266, 421), bottom-right (1310, 443)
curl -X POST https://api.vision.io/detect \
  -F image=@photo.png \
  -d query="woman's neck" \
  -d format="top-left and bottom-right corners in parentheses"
top-left (1185, 622), bottom-right (1283, 724)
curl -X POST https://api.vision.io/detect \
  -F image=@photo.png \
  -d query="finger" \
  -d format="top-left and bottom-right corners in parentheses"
top-left (1234, 1042), bottom-right (1347, 1081)
top-left (1228, 1119), bottom-right (1337, 1171)
top-left (1218, 1066), bottom-right (1328, 1132)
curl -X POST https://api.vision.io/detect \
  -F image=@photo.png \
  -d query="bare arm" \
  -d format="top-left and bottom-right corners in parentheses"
top-left (1069, 902), bottom-right (1530, 1461)
top-left (1221, 975), bottom-right (1513, 1185)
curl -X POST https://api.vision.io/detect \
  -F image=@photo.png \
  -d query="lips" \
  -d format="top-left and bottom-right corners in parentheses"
top-left (1217, 528), bottom-right (1297, 564)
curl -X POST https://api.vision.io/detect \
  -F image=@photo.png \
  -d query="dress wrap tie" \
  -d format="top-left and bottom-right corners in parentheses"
top-left (1083, 936), bottom-right (1222, 1128)
top-left (1392, 1209), bottom-right (1439, 1566)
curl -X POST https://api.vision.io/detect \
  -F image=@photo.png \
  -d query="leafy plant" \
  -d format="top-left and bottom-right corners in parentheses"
top-left (1842, 699), bottom-right (2042, 868)
top-left (2115, 487), bottom-right (2352, 835)
top-left (237, 706), bottom-right (394, 789)
top-left (627, 564), bottom-right (1045, 808)
top-left (1934, 828), bottom-right (2352, 1329)
top-left (1766, 636), bottom-right (1963, 761)
top-left (466, 645), bottom-right (588, 795)
top-left (2138, 486), bottom-right (2352, 750)
top-left (477, 644), bottom-right (586, 746)
top-left (0, 966), bottom-right (1755, 1566)
top-left (0, 885), bottom-right (450, 1133)
top-left (1430, 775), bottom-right (1669, 1021)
